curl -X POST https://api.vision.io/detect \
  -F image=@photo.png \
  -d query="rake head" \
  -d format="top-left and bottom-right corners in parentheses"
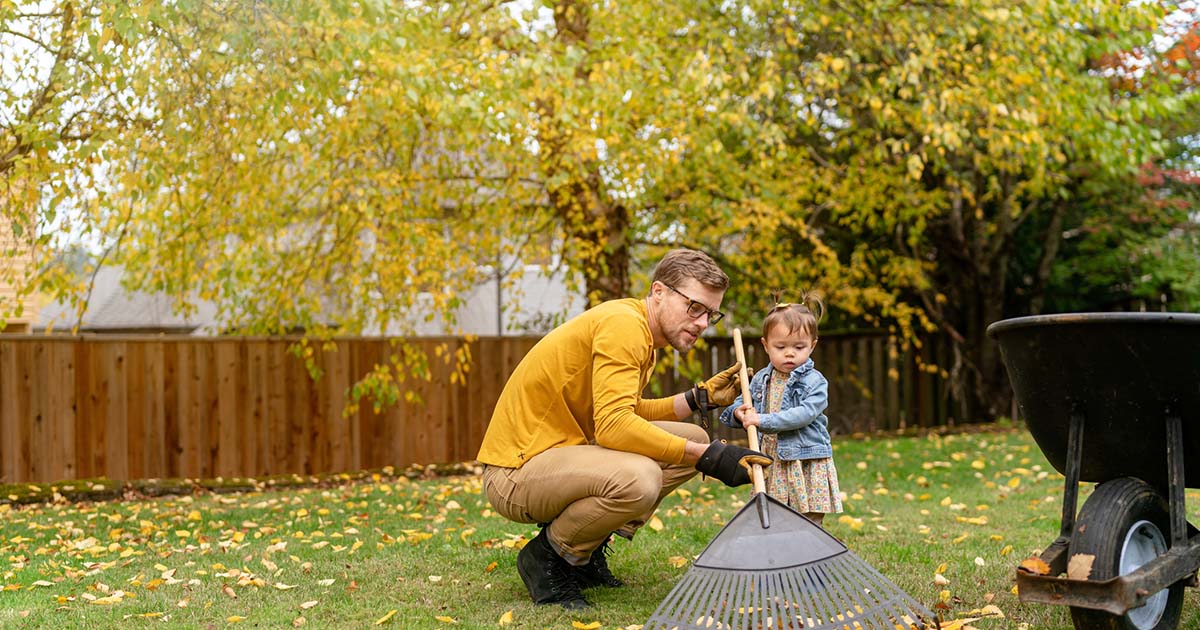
top-left (646, 493), bottom-right (938, 630)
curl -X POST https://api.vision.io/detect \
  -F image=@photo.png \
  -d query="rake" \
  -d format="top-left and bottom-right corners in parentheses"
top-left (646, 329), bottom-right (939, 630)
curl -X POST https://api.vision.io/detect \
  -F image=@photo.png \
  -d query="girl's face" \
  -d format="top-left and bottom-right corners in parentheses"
top-left (761, 324), bottom-right (817, 375)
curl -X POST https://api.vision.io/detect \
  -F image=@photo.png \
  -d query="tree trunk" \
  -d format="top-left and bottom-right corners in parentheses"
top-left (1029, 203), bottom-right (1066, 315)
top-left (548, 179), bottom-right (630, 304)
top-left (539, 0), bottom-right (630, 305)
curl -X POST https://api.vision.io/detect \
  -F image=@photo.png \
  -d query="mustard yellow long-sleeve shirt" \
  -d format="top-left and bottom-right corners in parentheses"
top-left (476, 298), bottom-right (688, 468)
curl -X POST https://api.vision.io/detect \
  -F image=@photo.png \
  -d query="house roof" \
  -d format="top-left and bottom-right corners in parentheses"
top-left (35, 264), bottom-right (584, 336)
top-left (36, 266), bottom-right (220, 334)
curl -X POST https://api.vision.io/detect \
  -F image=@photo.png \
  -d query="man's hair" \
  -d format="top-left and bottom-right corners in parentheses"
top-left (650, 249), bottom-right (729, 291)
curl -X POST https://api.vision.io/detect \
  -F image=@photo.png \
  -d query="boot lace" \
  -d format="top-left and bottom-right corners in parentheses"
top-left (591, 541), bottom-right (617, 580)
top-left (547, 557), bottom-right (584, 601)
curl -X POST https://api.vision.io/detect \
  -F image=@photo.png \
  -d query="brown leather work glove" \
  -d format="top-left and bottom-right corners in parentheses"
top-left (685, 362), bottom-right (741, 412)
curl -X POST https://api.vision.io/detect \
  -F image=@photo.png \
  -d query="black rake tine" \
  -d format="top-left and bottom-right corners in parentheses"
top-left (709, 571), bottom-right (734, 630)
top-left (842, 553), bottom-right (933, 624)
top-left (777, 568), bottom-right (804, 627)
top-left (741, 572), bottom-right (759, 630)
top-left (711, 569), bottom-right (737, 629)
top-left (803, 564), bottom-right (836, 627)
top-left (840, 556), bottom-right (893, 628)
top-left (782, 568), bottom-right (813, 629)
top-left (840, 554), bottom-right (893, 626)
top-left (690, 568), bottom-right (723, 623)
top-left (669, 569), bottom-right (705, 622)
top-left (764, 572), bottom-right (787, 629)
top-left (822, 557), bottom-right (860, 626)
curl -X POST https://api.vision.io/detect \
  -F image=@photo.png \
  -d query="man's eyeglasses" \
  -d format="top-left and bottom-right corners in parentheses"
top-left (664, 284), bottom-right (725, 325)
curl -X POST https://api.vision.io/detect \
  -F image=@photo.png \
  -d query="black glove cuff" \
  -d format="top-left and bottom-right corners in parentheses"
top-left (684, 387), bottom-right (700, 412)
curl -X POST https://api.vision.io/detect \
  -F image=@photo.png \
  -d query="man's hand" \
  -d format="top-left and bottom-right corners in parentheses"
top-left (695, 440), bottom-right (772, 487)
top-left (686, 362), bottom-right (741, 412)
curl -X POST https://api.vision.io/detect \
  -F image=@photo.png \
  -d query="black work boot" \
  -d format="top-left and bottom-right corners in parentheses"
top-left (516, 528), bottom-right (590, 610)
top-left (572, 536), bottom-right (624, 589)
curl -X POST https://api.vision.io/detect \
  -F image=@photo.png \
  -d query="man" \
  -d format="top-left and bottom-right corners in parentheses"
top-left (477, 248), bottom-right (771, 609)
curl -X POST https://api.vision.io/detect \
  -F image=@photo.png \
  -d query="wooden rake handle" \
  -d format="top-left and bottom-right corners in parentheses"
top-left (732, 329), bottom-right (766, 496)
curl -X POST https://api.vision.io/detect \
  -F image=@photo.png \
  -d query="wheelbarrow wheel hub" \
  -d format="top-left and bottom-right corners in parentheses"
top-left (1120, 520), bottom-right (1169, 629)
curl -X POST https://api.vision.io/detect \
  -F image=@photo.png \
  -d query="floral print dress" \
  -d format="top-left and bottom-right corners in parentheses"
top-left (758, 369), bottom-right (843, 514)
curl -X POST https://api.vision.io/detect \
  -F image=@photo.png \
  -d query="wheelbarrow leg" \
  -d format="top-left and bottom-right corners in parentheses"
top-left (1059, 408), bottom-right (1085, 539)
top-left (1036, 408), bottom-right (1085, 574)
top-left (1166, 413), bottom-right (1187, 548)
top-left (1165, 413), bottom-right (1198, 588)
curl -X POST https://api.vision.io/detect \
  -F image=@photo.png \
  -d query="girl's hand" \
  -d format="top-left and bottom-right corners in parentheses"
top-left (733, 403), bottom-right (761, 428)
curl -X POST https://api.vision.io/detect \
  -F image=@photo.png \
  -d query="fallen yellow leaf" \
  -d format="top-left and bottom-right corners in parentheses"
top-left (498, 610), bottom-right (514, 625)
top-left (1067, 554), bottom-right (1095, 580)
top-left (227, 616), bottom-right (246, 623)
top-left (1019, 556), bottom-right (1051, 576)
top-left (373, 609), bottom-right (397, 625)
top-left (434, 615), bottom-right (457, 624)
top-left (964, 604), bottom-right (1004, 618)
top-left (837, 515), bottom-right (864, 530)
top-left (648, 516), bottom-right (664, 532)
top-left (668, 556), bottom-right (689, 569)
top-left (572, 622), bottom-right (601, 630)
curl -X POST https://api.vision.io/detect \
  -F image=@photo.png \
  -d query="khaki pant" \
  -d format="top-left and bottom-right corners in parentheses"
top-left (482, 421), bottom-right (708, 566)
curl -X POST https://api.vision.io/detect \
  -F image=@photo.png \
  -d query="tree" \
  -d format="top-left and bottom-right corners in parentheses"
top-left (1032, 8), bottom-right (1200, 315)
top-left (660, 0), bottom-right (1198, 420)
top-left (9, 0), bottom-right (1196, 422)
top-left (6, 0), bottom-right (769, 405)
top-left (1, 1), bottom-right (154, 325)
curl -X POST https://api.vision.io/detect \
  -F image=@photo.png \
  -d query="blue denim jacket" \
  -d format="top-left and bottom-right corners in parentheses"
top-left (719, 359), bottom-right (832, 461)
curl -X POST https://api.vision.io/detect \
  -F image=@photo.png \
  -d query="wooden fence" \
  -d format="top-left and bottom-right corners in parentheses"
top-left (0, 333), bottom-right (950, 483)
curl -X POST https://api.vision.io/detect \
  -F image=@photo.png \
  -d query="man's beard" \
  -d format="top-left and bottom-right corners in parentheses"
top-left (669, 328), bottom-right (699, 352)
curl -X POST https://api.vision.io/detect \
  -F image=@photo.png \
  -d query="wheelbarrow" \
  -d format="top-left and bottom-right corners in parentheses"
top-left (988, 312), bottom-right (1200, 630)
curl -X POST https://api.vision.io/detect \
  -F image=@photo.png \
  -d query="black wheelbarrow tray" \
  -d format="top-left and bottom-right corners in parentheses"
top-left (988, 312), bottom-right (1200, 630)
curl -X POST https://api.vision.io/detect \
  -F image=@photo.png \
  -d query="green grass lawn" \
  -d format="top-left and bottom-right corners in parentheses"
top-left (3, 425), bottom-right (1199, 629)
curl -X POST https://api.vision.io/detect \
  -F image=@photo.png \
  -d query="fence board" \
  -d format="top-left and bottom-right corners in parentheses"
top-left (1, 342), bottom-right (22, 482)
top-left (0, 333), bottom-right (950, 483)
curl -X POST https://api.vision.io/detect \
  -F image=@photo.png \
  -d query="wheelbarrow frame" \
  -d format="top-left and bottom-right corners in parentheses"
top-left (988, 312), bottom-right (1200, 619)
top-left (1014, 412), bottom-right (1200, 615)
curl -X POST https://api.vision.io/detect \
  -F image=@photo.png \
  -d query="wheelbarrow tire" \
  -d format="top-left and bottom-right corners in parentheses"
top-left (1068, 477), bottom-right (1183, 630)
